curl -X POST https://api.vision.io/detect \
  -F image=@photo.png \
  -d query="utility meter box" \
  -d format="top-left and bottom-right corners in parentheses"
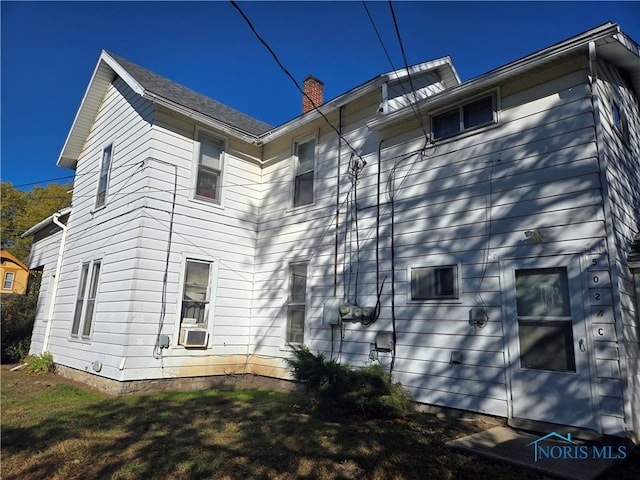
top-left (375, 331), bottom-right (394, 352)
top-left (323, 298), bottom-right (342, 325)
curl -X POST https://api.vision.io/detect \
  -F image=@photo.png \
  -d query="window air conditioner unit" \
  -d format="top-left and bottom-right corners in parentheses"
top-left (180, 328), bottom-right (209, 348)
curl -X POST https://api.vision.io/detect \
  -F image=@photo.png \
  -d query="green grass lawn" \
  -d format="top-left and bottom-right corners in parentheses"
top-left (1, 366), bottom-right (637, 479)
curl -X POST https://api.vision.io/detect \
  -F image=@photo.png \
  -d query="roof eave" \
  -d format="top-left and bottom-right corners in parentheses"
top-left (368, 22), bottom-right (627, 131)
top-left (21, 207), bottom-right (72, 238)
top-left (57, 51), bottom-right (144, 170)
top-left (259, 56), bottom-right (458, 143)
top-left (144, 92), bottom-right (263, 144)
top-left (58, 51), bottom-right (266, 167)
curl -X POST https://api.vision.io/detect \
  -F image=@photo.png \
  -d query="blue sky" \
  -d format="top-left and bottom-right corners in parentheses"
top-left (2, 1), bottom-right (639, 190)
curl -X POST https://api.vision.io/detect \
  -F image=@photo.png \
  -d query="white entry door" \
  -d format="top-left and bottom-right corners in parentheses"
top-left (502, 256), bottom-right (595, 429)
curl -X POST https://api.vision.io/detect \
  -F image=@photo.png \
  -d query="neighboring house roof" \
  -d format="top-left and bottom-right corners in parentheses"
top-left (0, 250), bottom-right (29, 272)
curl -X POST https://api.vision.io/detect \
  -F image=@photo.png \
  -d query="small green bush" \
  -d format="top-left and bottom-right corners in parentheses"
top-left (24, 352), bottom-right (55, 374)
top-left (1, 293), bottom-right (37, 363)
top-left (286, 344), bottom-right (413, 418)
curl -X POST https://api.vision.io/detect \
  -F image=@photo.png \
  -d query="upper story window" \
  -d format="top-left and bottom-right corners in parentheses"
top-left (71, 259), bottom-right (101, 338)
top-left (95, 144), bottom-right (113, 208)
top-left (194, 131), bottom-right (225, 204)
top-left (293, 138), bottom-right (315, 207)
top-left (612, 102), bottom-right (629, 143)
top-left (411, 265), bottom-right (459, 300)
top-left (432, 94), bottom-right (496, 140)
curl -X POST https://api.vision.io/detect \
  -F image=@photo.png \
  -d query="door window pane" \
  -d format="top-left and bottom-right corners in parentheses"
top-left (516, 268), bottom-right (570, 317)
top-left (519, 320), bottom-right (576, 371)
top-left (516, 267), bottom-right (575, 372)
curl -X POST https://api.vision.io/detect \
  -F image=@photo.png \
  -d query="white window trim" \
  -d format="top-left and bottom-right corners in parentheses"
top-left (190, 126), bottom-right (227, 208)
top-left (430, 90), bottom-right (500, 142)
top-left (289, 133), bottom-right (317, 210)
top-left (407, 263), bottom-right (462, 304)
top-left (70, 258), bottom-right (102, 340)
top-left (283, 259), bottom-right (311, 346)
top-left (174, 254), bottom-right (219, 349)
top-left (3, 271), bottom-right (15, 290)
top-left (94, 142), bottom-right (115, 211)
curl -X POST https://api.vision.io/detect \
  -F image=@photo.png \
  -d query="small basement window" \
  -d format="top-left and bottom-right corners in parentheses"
top-left (411, 265), bottom-right (458, 300)
top-left (432, 94), bottom-right (496, 140)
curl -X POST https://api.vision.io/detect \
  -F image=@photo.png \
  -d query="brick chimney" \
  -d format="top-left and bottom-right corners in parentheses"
top-left (302, 76), bottom-right (324, 114)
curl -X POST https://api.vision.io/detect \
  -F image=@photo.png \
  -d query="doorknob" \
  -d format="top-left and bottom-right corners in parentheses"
top-left (579, 339), bottom-right (586, 352)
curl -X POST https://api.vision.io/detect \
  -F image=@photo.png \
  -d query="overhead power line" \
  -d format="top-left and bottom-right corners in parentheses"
top-left (387, 0), bottom-right (429, 139)
top-left (229, 0), bottom-right (367, 165)
top-left (361, 1), bottom-right (396, 70)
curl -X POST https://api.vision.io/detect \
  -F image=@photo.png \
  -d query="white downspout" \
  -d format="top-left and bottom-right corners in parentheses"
top-left (42, 212), bottom-right (68, 353)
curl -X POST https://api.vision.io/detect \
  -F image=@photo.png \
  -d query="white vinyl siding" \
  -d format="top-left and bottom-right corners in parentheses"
top-left (595, 58), bottom-right (640, 436)
top-left (37, 33), bottom-right (640, 439)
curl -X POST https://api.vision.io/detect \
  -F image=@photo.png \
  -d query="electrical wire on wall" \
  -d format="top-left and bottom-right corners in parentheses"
top-left (153, 162), bottom-right (178, 361)
top-left (474, 159), bottom-right (496, 319)
top-left (384, 146), bottom-right (429, 371)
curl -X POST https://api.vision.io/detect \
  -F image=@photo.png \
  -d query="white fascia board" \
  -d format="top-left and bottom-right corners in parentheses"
top-left (142, 92), bottom-right (262, 144)
top-left (259, 58), bottom-right (459, 143)
top-left (258, 76), bottom-right (387, 143)
top-left (21, 207), bottom-right (72, 238)
top-left (368, 22), bottom-right (622, 131)
top-left (600, 30), bottom-right (640, 96)
top-left (101, 51), bottom-right (145, 95)
top-left (56, 51), bottom-right (137, 170)
top-left (383, 56), bottom-right (460, 85)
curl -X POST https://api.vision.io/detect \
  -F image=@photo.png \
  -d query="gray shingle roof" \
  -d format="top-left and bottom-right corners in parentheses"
top-left (106, 51), bottom-right (273, 136)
